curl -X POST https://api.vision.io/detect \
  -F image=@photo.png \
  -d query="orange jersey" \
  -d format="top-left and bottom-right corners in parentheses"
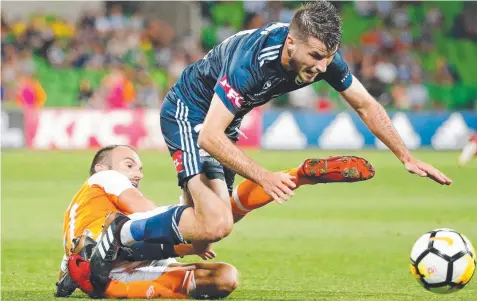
top-left (62, 170), bottom-right (136, 256)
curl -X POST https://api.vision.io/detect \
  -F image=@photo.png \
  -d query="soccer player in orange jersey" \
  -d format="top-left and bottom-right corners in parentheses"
top-left (59, 144), bottom-right (375, 299)
top-left (59, 145), bottom-right (238, 299)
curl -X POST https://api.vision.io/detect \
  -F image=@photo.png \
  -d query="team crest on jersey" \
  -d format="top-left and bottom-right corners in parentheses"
top-left (219, 76), bottom-right (244, 109)
top-left (172, 150), bottom-right (184, 173)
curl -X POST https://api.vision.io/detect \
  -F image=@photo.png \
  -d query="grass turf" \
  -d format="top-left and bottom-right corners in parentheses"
top-left (2, 149), bottom-right (476, 301)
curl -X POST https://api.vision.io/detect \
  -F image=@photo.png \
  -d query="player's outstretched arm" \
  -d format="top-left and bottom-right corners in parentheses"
top-left (340, 76), bottom-right (452, 185)
top-left (198, 94), bottom-right (295, 202)
top-left (118, 188), bottom-right (158, 213)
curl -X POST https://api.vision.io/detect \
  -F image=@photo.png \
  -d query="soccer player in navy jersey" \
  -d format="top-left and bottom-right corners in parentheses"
top-left (86, 1), bottom-right (452, 294)
top-left (159, 0), bottom-right (451, 234)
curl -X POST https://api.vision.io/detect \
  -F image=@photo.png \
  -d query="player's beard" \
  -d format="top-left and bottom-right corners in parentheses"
top-left (286, 44), bottom-right (318, 83)
top-left (299, 68), bottom-right (318, 83)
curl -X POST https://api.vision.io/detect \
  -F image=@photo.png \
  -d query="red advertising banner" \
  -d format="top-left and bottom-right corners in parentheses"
top-left (25, 109), bottom-right (262, 150)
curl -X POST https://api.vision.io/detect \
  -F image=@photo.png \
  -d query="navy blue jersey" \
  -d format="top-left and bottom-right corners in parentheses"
top-left (169, 22), bottom-right (353, 138)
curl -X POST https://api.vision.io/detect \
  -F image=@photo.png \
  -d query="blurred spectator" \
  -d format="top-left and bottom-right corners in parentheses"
top-left (375, 54), bottom-right (397, 84)
top-left (426, 5), bottom-right (443, 28)
top-left (104, 65), bottom-right (136, 109)
top-left (391, 82), bottom-right (411, 110)
top-left (434, 58), bottom-right (455, 86)
top-left (360, 23), bottom-right (381, 54)
top-left (416, 25), bottom-right (436, 53)
top-left (243, 1), bottom-right (267, 15)
top-left (451, 4), bottom-right (477, 41)
top-left (376, 1), bottom-right (393, 18)
top-left (266, 2), bottom-right (295, 23)
top-left (407, 72), bottom-right (429, 111)
top-left (17, 48), bottom-right (36, 75)
top-left (1, 1), bottom-right (476, 111)
top-left (86, 42), bottom-right (106, 70)
top-left (109, 4), bottom-right (127, 31)
top-left (47, 40), bottom-right (67, 68)
top-left (15, 75), bottom-right (47, 108)
top-left (391, 4), bottom-right (410, 28)
top-left (135, 69), bottom-right (161, 108)
top-left (354, 1), bottom-right (375, 18)
top-left (244, 13), bottom-right (265, 30)
top-left (78, 79), bottom-right (94, 107)
top-left (167, 51), bottom-right (188, 85)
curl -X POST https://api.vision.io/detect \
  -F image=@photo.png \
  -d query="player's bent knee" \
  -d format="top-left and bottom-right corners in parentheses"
top-left (201, 218), bottom-right (233, 242)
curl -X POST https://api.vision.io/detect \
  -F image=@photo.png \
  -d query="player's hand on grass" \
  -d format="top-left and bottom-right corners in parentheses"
top-left (192, 242), bottom-right (216, 260)
top-left (404, 157), bottom-right (452, 185)
top-left (260, 172), bottom-right (296, 204)
top-left (198, 249), bottom-right (216, 260)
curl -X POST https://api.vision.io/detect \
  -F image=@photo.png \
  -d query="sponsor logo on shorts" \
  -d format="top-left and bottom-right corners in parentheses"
top-left (219, 76), bottom-right (244, 109)
top-left (146, 285), bottom-right (155, 299)
top-left (172, 150), bottom-right (184, 173)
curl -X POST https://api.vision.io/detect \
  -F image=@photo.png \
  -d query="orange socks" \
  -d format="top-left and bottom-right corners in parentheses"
top-left (104, 270), bottom-right (194, 299)
top-left (230, 168), bottom-right (300, 216)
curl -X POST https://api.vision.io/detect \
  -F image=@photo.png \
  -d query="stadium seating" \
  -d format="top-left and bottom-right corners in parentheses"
top-left (27, 2), bottom-right (476, 108)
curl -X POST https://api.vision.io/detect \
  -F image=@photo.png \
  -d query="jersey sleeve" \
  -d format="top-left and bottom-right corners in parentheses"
top-left (214, 53), bottom-right (255, 115)
top-left (87, 170), bottom-right (135, 196)
top-left (322, 51), bottom-right (353, 92)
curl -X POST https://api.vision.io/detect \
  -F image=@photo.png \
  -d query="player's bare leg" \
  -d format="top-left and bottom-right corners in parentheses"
top-left (183, 174), bottom-right (234, 240)
top-left (230, 156), bottom-right (375, 217)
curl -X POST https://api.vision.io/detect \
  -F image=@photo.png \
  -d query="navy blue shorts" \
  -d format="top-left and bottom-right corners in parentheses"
top-left (160, 90), bottom-right (236, 195)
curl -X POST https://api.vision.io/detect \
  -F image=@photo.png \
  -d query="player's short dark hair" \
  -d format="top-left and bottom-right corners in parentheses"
top-left (290, 0), bottom-right (342, 51)
top-left (89, 145), bottom-right (136, 176)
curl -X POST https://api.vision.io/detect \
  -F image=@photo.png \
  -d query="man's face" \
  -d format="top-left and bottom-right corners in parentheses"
top-left (109, 146), bottom-right (144, 188)
top-left (286, 35), bottom-right (337, 83)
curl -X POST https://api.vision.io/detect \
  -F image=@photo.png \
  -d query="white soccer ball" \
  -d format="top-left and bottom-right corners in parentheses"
top-left (410, 228), bottom-right (476, 294)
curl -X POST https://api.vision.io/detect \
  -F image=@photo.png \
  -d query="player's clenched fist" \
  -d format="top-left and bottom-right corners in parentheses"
top-left (259, 172), bottom-right (296, 204)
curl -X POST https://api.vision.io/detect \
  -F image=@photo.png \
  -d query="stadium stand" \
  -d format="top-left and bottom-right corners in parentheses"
top-left (1, 1), bottom-right (476, 111)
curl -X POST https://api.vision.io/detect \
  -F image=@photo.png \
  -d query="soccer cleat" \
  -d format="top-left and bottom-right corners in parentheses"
top-left (67, 254), bottom-right (95, 296)
top-left (54, 235), bottom-right (98, 297)
top-left (72, 235), bottom-right (98, 260)
top-left (297, 156), bottom-right (375, 185)
top-left (55, 270), bottom-right (78, 297)
top-left (89, 212), bottom-right (130, 296)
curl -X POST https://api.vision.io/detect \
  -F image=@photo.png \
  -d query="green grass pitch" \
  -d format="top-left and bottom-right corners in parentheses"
top-left (2, 149), bottom-right (476, 301)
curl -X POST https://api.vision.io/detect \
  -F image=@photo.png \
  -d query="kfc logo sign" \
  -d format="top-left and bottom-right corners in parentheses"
top-left (25, 109), bottom-right (168, 150)
top-left (172, 150), bottom-right (184, 173)
top-left (219, 76), bottom-right (244, 109)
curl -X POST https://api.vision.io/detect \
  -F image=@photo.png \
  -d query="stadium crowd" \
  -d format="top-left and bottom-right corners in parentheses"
top-left (2, 1), bottom-right (477, 111)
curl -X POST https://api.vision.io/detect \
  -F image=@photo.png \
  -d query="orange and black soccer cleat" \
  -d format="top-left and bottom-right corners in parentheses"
top-left (297, 156), bottom-right (375, 185)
